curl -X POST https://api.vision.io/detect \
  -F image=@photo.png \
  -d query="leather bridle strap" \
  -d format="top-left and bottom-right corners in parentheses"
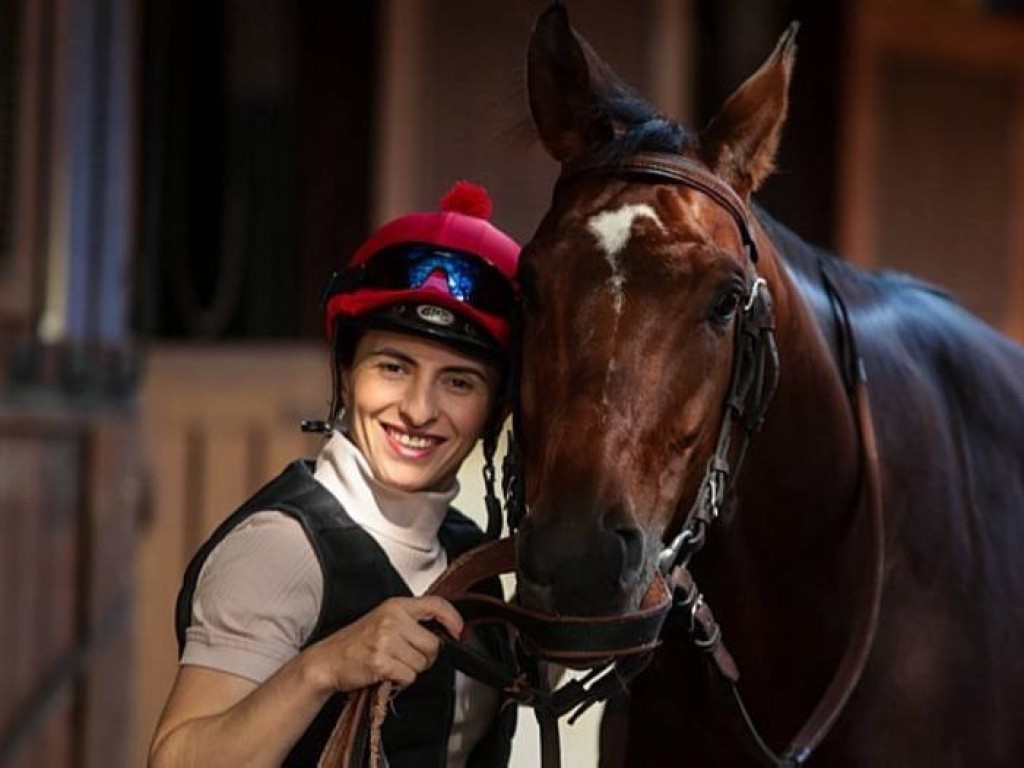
top-left (318, 537), bottom-right (674, 768)
top-left (558, 150), bottom-right (761, 262)
top-left (667, 274), bottom-right (884, 766)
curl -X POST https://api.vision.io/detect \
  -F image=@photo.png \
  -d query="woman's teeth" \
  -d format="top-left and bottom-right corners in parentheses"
top-left (387, 427), bottom-right (438, 449)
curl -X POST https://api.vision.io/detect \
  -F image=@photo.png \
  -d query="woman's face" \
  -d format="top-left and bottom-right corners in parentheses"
top-left (341, 329), bottom-right (499, 492)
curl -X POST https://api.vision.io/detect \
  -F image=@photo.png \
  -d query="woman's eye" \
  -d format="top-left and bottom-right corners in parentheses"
top-left (378, 361), bottom-right (406, 376)
top-left (446, 375), bottom-right (474, 393)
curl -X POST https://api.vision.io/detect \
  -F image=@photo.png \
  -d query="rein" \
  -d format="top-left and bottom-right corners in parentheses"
top-left (318, 151), bottom-right (885, 767)
top-left (317, 537), bottom-right (675, 768)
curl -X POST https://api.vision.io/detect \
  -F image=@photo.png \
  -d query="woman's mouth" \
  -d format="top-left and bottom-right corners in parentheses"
top-left (382, 424), bottom-right (444, 457)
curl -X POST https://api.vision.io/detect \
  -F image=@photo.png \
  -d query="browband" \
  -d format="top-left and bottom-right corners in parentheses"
top-left (558, 150), bottom-right (760, 262)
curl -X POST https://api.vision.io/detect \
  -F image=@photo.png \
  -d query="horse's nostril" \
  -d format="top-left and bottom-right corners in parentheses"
top-left (614, 525), bottom-right (645, 578)
top-left (516, 524), bottom-right (552, 588)
top-left (515, 516), bottom-right (647, 614)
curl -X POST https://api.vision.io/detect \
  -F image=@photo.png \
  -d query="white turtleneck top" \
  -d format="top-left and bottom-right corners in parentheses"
top-left (181, 432), bottom-right (500, 767)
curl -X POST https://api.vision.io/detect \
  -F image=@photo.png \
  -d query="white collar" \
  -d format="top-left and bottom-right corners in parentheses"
top-left (313, 432), bottom-right (458, 552)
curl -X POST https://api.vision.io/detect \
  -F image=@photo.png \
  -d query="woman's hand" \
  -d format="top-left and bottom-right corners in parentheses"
top-left (307, 596), bottom-right (465, 692)
top-left (149, 596), bottom-right (464, 767)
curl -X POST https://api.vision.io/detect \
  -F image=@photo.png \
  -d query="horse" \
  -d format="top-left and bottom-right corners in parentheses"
top-left (512, 5), bottom-right (1024, 765)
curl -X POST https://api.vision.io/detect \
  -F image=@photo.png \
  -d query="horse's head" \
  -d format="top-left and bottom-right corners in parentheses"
top-left (515, 5), bottom-right (796, 616)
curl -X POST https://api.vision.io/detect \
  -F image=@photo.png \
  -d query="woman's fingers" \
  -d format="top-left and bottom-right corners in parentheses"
top-left (377, 597), bottom-right (462, 668)
top-left (318, 596), bottom-right (465, 692)
top-left (385, 658), bottom-right (419, 689)
top-left (404, 596), bottom-right (465, 641)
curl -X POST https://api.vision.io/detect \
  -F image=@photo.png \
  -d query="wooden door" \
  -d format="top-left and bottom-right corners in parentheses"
top-left (132, 344), bottom-right (328, 762)
top-left (0, 406), bottom-right (142, 767)
top-left (840, 4), bottom-right (1024, 340)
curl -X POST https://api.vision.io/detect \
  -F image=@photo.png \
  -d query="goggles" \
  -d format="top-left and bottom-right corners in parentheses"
top-left (329, 243), bottom-right (517, 319)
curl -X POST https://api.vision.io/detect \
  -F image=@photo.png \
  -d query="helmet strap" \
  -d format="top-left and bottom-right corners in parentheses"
top-left (302, 330), bottom-right (343, 435)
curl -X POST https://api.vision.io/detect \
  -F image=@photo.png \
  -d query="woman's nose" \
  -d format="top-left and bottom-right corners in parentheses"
top-left (399, 380), bottom-right (437, 426)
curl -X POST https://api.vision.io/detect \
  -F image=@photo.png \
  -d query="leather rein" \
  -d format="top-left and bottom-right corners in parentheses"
top-left (318, 151), bottom-right (885, 767)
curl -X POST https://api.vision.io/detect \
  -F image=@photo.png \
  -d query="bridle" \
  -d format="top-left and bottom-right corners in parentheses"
top-left (557, 150), bottom-right (885, 765)
top-left (318, 151), bottom-right (885, 767)
top-left (558, 149), bottom-right (783, 575)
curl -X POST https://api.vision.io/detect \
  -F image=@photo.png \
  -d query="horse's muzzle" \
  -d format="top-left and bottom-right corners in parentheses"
top-left (515, 513), bottom-right (646, 616)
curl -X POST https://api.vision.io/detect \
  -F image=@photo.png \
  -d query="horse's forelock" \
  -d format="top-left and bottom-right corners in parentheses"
top-left (597, 93), bottom-right (691, 160)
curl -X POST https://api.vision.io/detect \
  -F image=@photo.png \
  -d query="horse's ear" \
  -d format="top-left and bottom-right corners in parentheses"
top-left (699, 23), bottom-right (799, 197)
top-left (527, 3), bottom-right (620, 163)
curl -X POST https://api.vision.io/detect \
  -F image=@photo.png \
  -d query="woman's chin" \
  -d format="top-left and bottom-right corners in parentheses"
top-left (374, 463), bottom-right (455, 494)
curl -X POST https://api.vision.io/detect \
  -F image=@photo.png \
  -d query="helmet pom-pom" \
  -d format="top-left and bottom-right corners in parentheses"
top-left (440, 180), bottom-right (493, 220)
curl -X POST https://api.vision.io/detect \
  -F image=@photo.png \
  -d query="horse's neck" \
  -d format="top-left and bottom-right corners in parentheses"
top-left (724, 244), bottom-right (863, 573)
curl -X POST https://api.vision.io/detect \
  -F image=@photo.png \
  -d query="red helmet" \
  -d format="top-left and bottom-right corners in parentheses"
top-left (324, 181), bottom-right (520, 358)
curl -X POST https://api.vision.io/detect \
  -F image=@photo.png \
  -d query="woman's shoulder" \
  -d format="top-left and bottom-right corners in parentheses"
top-left (184, 510), bottom-right (324, 679)
top-left (196, 510), bottom-right (321, 594)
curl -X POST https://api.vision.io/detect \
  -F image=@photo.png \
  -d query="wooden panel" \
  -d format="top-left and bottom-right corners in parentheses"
top-left (373, 0), bottom-right (689, 245)
top-left (1, 0), bottom-right (44, 329)
top-left (134, 422), bottom-right (189, 762)
top-left (874, 54), bottom-right (1015, 323)
top-left (840, 5), bottom-right (1024, 340)
top-left (133, 343), bottom-right (327, 763)
top-left (0, 430), bottom-right (82, 765)
top-left (265, 429), bottom-right (315, 481)
top-left (199, 427), bottom-right (253, 544)
top-left (80, 418), bottom-right (139, 767)
top-left (36, 686), bottom-right (74, 767)
top-left (0, 410), bottom-right (139, 768)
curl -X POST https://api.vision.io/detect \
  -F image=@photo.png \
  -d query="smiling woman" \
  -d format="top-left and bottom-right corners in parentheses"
top-left (342, 330), bottom-right (499, 493)
top-left (148, 181), bottom-right (522, 768)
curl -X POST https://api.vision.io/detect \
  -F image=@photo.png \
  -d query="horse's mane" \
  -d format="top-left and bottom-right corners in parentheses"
top-left (752, 204), bottom-right (1024, 401)
top-left (755, 204), bottom-right (955, 307)
top-left (597, 93), bottom-right (693, 160)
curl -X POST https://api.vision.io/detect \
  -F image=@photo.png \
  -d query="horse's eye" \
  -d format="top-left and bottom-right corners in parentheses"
top-left (710, 289), bottom-right (742, 325)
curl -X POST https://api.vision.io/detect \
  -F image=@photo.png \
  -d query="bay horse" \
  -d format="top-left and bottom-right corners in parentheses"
top-left (513, 5), bottom-right (1024, 766)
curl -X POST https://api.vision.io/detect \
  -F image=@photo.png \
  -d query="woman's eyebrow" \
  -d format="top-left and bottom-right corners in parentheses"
top-left (370, 347), bottom-right (488, 379)
top-left (442, 365), bottom-right (488, 379)
top-left (369, 347), bottom-right (418, 365)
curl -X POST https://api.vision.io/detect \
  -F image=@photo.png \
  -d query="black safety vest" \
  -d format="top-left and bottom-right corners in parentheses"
top-left (175, 460), bottom-right (515, 767)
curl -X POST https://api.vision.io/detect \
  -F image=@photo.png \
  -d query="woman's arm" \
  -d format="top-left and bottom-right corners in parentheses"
top-left (149, 595), bottom-right (464, 767)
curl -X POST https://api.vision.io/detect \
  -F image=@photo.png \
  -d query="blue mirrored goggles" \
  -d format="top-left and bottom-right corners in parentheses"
top-left (330, 244), bottom-right (517, 318)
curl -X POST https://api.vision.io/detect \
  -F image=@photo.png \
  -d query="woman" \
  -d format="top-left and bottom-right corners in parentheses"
top-left (149, 181), bottom-right (520, 767)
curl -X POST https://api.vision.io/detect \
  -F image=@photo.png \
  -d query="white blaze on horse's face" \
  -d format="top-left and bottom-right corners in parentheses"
top-left (586, 203), bottom-right (666, 316)
top-left (586, 203), bottom-right (667, 410)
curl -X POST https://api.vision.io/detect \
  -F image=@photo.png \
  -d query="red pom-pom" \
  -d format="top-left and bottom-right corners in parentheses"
top-left (439, 180), bottom-right (493, 220)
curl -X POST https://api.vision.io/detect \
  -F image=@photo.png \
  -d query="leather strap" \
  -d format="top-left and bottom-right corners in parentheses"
top-left (559, 150), bottom-right (759, 262)
top-left (781, 372), bottom-right (884, 763)
top-left (318, 538), bottom-right (673, 767)
top-left (665, 285), bottom-right (884, 766)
